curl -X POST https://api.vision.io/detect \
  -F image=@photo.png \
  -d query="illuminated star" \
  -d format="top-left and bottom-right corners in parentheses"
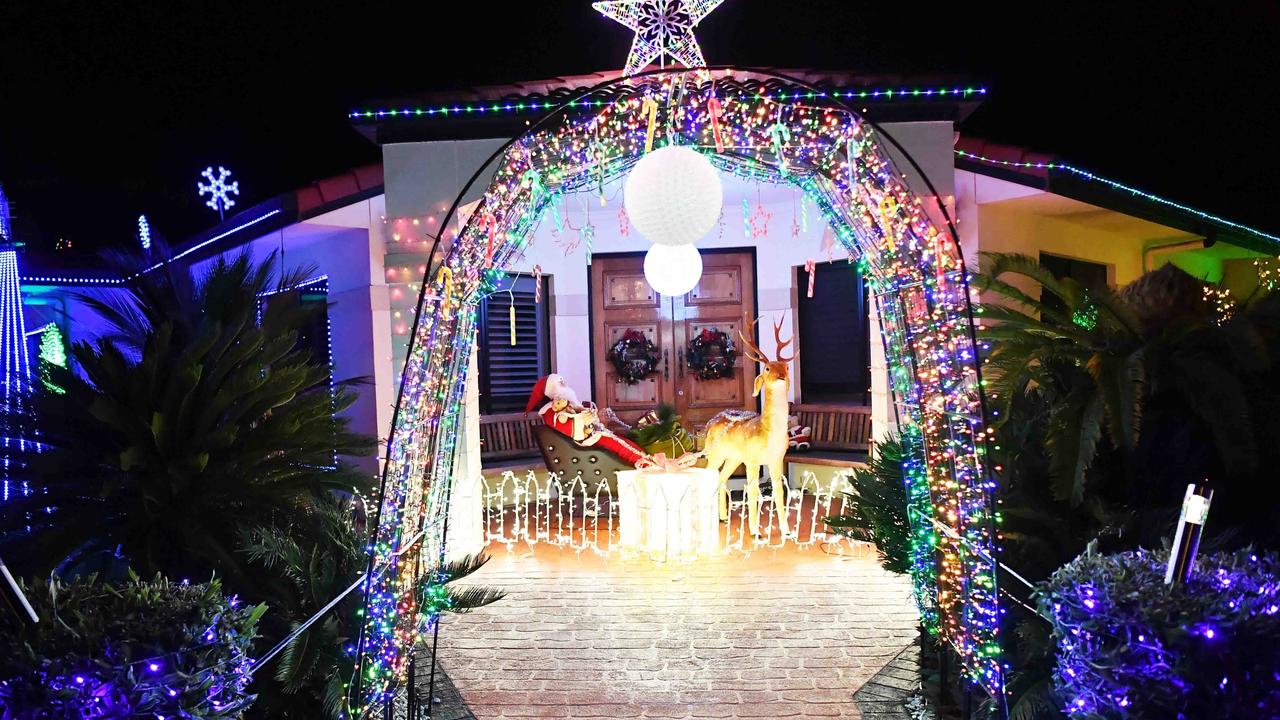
top-left (593, 0), bottom-right (725, 76)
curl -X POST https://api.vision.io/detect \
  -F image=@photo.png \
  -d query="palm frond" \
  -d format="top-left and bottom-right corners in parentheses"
top-left (445, 586), bottom-right (507, 614)
top-left (1044, 390), bottom-right (1103, 506)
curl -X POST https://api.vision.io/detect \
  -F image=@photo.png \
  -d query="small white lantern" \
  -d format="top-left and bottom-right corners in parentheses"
top-left (624, 146), bottom-right (723, 246)
top-left (644, 243), bottom-right (703, 297)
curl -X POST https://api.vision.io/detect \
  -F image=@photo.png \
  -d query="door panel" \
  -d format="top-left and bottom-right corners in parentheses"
top-left (602, 271), bottom-right (659, 309)
top-left (601, 322), bottom-right (664, 411)
top-left (686, 266), bottom-right (743, 307)
top-left (674, 252), bottom-right (757, 425)
top-left (592, 251), bottom-right (756, 429)
top-left (591, 256), bottom-right (674, 424)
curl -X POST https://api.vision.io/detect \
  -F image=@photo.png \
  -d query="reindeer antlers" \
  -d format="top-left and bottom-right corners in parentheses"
top-left (772, 315), bottom-right (796, 362)
top-left (738, 316), bottom-right (767, 363)
top-left (737, 314), bottom-right (796, 363)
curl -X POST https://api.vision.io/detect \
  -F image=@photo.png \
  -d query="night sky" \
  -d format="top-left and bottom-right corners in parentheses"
top-left (2, 1), bottom-right (1277, 260)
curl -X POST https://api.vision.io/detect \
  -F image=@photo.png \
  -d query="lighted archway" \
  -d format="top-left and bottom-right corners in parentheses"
top-left (353, 68), bottom-right (1004, 714)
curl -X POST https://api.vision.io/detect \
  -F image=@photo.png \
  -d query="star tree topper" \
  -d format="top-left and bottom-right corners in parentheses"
top-left (593, 0), bottom-right (725, 76)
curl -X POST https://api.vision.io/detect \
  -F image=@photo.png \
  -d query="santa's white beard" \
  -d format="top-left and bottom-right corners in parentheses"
top-left (545, 374), bottom-right (580, 406)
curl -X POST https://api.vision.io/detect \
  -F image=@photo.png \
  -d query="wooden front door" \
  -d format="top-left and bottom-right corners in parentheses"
top-left (590, 250), bottom-right (757, 429)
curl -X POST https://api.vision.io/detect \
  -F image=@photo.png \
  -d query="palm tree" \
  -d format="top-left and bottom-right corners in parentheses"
top-left (975, 253), bottom-right (1280, 718)
top-left (973, 253), bottom-right (1147, 507)
top-left (973, 253), bottom-right (1261, 510)
top-left (3, 251), bottom-right (376, 591)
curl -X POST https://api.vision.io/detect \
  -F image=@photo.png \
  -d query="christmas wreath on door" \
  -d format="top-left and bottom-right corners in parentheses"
top-left (607, 329), bottom-right (660, 385)
top-left (686, 327), bottom-right (737, 380)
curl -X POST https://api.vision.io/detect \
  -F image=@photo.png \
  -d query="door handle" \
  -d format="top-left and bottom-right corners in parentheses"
top-left (663, 349), bottom-right (670, 380)
top-left (678, 349), bottom-right (685, 379)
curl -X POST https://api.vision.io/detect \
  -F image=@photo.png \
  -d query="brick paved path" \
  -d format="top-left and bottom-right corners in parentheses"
top-left (436, 544), bottom-right (918, 719)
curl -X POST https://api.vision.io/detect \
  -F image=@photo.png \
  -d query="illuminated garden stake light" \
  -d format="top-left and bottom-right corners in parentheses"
top-left (1166, 482), bottom-right (1213, 585)
top-left (197, 166), bottom-right (239, 221)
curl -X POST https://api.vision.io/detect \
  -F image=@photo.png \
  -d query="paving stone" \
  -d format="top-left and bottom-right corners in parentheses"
top-left (850, 642), bottom-right (921, 720)
top-left (434, 544), bottom-right (916, 719)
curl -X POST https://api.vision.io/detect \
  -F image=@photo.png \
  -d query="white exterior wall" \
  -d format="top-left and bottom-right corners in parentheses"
top-left (496, 121), bottom-right (953, 438)
top-left (191, 195), bottom-right (394, 476)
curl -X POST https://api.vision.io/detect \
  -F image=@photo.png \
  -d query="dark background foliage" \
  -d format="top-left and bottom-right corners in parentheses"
top-left (1, 1), bottom-right (1278, 256)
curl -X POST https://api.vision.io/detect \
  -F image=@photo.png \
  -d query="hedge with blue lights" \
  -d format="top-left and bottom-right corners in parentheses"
top-left (0, 574), bottom-right (264, 718)
top-left (1038, 549), bottom-right (1280, 718)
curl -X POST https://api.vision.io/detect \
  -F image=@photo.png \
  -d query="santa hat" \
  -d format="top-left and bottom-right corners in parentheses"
top-left (524, 375), bottom-right (550, 413)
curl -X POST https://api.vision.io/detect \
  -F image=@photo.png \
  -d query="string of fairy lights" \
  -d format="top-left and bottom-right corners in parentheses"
top-left (347, 86), bottom-right (987, 121)
top-left (955, 149), bottom-right (1280, 245)
top-left (351, 67), bottom-right (1007, 715)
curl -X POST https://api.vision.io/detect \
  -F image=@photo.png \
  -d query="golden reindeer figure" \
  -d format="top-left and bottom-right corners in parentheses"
top-left (703, 315), bottom-right (796, 537)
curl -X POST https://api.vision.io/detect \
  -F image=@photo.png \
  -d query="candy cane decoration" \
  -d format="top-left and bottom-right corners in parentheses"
top-left (533, 265), bottom-right (543, 304)
top-left (641, 96), bottom-right (660, 154)
top-left (847, 137), bottom-right (858, 191)
top-left (879, 195), bottom-right (899, 227)
top-left (549, 195), bottom-right (562, 232)
top-left (522, 169), bottom-right (546, 204)
top-left (708, 92), bottom-right (725, 153)
top-left (768, 108), bottom-right (792, 174)
top-left (438, 266), bottom-right (454, 320)
top-left (592, 139), bottom-right (607, 206)
top-left (805, 259), bottom-right (817, 298)
top-left (483, 212), bottom-right (497, 267)
top-left (509, 298), bottom-right (517, 346)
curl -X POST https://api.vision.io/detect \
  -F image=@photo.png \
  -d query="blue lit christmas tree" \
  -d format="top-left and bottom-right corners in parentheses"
top-left (0, 185), bottom-right (33, 502)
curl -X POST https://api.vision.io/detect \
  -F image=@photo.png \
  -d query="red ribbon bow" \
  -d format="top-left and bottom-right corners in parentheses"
top-left (636, 452), bottom-right (701, 473)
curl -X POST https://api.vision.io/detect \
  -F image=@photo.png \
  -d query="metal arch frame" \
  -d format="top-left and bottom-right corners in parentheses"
top-left (354, 65), bottom-right (1006, 717)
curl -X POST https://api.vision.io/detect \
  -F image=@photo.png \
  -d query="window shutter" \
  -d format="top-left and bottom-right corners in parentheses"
top-left (478, 275), bottom-right (549, 413)
top-left (796, 263), bottom-right (870, 404)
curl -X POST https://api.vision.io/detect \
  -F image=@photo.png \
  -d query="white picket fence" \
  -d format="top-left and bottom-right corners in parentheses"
top-left (479, 469), bottom-right (874, 561)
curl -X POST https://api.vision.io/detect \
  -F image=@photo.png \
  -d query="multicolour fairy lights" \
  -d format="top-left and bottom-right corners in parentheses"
top-left (347, 86), bottom-right (987, 121)
top-left (353, 68), bottom-right (1005, 714)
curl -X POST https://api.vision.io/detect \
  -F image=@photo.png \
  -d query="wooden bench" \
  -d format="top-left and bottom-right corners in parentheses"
top-left (786, 403), bottom-right (873, 469)
top-left (479, 412), bottom-right (543, 462)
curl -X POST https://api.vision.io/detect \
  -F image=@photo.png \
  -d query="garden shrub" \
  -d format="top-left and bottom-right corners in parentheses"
top-left (0, 573), bottom-right (264, 719)
top-left (1037, 549), bottom-right (1280, 719)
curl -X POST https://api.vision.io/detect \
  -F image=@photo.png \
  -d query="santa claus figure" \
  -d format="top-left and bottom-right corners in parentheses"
top-left (525, 374), bottom-right (648, 467)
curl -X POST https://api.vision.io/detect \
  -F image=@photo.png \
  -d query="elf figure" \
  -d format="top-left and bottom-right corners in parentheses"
top-left (524, 374), bottom-right (649, 467)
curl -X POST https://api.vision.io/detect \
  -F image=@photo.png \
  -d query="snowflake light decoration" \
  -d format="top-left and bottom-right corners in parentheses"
top-left (593, 0), bottom-right (725, 75)
top-left (197, 166), bottom-right (239, 221)
top-left (137, 214), bottom-right (152, 251)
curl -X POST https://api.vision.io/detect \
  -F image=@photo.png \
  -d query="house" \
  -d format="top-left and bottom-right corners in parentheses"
top-left (13, 69), bottom-right (1277, 545)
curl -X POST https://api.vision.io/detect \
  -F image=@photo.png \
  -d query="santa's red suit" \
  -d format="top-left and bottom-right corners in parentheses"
top-left (525, 374), bottom-right (648, 467)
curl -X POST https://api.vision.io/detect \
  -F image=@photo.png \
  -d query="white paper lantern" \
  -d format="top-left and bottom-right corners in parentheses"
top-left (624, 146), bottom-right (723, 246)
top-left (644, 244), bottom-right (703, 297)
